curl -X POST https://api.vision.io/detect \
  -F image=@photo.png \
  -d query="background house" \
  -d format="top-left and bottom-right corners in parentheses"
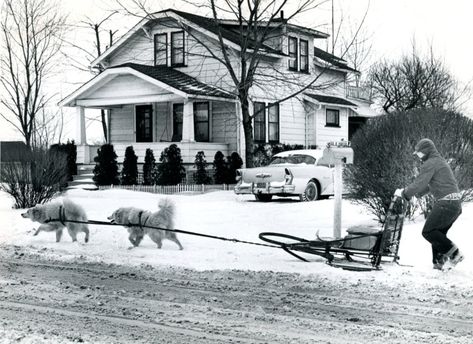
top-left (59, 9), bottom-right (374, 169)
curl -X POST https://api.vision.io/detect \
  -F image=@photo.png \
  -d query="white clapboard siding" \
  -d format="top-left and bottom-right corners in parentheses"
top-left (110, 105), bottom-right (134, 142)
top-left (108, 31), bottom-right (154, 66)
top-left (315, 106), bottom-right (349, 147)
top-left (279, 98), bottom-right (306, 145)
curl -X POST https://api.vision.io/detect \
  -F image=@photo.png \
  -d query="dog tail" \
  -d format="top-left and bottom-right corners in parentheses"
top-left (158, 198), bottom-right (175, 218)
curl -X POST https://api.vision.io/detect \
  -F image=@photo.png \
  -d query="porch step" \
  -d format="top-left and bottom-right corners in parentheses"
top-left (69, 164), bottom-right (97, 190)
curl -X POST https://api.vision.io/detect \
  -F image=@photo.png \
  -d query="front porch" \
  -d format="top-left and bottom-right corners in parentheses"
top-left (59, 63), bottom-right (243, 166)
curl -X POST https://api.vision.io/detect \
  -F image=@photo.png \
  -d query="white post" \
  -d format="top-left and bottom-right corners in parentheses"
top-left (333, 161), bottom-right (343, 238)
top-left (76, 106), bottom-right (87, 145)
top-left (181, 100), bottom-right (195, 142)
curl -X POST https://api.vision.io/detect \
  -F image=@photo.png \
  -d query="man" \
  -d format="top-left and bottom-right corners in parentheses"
top-left (395, 138), bottom-right (463, 270)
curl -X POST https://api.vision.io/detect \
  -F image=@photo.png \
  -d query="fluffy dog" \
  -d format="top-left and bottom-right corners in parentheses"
top-left (21, 198), bottom-right (89, 243)
top-left (107, 198), bottom-right (183, 250)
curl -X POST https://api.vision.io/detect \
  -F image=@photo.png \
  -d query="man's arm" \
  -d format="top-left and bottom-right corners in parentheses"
top-left (402, 162), bottom-right (435, 200)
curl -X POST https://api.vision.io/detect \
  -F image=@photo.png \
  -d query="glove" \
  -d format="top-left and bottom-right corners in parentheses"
top-left (394, 188), bottom-right (404, 198)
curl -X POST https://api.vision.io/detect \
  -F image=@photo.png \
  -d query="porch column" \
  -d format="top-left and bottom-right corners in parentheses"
top-left (76, 106), bottom-right (87, 145)
top-left (181, 100), bottom-right (195, 142)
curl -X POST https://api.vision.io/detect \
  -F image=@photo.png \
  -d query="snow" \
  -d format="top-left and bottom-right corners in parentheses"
top-left (1, 188), bottom-right (472, 289)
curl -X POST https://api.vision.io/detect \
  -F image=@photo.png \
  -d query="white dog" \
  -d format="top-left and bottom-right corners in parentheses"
top-left (21, 198), bottom-right (89, 243)
top-left (107, 198), bottom-right (183, 250)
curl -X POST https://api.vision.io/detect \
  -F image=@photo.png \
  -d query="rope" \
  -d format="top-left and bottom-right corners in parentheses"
top-left (45, 217), bottom-right (280, 249)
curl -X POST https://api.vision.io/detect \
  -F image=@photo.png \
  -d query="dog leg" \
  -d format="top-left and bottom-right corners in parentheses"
top-left (33, 227), bottom-right (41, 236)
top-left (67, 228), bottom-right (78, 242)
top-left (170, 237), bottom-right (184, 250)
top-left (83, 227), bottom-right (89, 243)
top-left (56, 229), bottom-right (63, 242)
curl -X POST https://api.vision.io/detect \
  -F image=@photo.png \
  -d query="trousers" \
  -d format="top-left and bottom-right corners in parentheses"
top-left (422, 200), bottom-right (462, 263)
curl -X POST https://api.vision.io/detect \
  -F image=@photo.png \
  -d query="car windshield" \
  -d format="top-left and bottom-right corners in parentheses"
top-left (269, 154), bottom-right (316, 165)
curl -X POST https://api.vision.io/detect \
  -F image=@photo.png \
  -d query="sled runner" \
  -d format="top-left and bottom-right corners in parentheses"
top-left (259, 196), bottom-right (406, 271)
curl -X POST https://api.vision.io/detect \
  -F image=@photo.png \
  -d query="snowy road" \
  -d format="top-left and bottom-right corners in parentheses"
top-left (1, 248), bottom-right (472, 344)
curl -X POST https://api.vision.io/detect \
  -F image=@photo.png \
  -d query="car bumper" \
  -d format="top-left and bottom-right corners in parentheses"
top-left (234, 183), bottom-right (296, 195)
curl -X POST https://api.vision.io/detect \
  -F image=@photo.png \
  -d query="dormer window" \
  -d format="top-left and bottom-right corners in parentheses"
top-left (300, 39), bottom-right (309, 72)
top-left (171, 31), bottom-right (185, 66)
top-left (288, 36), bottom-right (298, 71)
top-left (154, 33), bottom-right (167, 66)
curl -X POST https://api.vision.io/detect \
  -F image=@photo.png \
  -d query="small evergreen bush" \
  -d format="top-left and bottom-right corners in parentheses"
top-left (193, 151), bottom-right (211, 184)
top-left (213, 151), bottom-right (229, 184)
top-left (156, 144), bottom-right (185, 185)
top-left (142, 148), bottom-right (157, 185)
top-left (121, 146), bottom-right (138, 185)
top-left (93, 144), bottom-right (119, 186)
top-left (227, 152), bottom-right (243, 184)
top-left (49, 140), bottom-right (77, 181)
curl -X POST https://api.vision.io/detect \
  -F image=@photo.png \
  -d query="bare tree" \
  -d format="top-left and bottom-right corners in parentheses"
top-left (0, 0), bottom-right (66, 148)
top-left (369, 45), bottom-right (469, 114)
top-left (62, 12), bottom-right (119, 142)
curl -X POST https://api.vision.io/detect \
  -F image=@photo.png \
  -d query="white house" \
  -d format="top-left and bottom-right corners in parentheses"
top-left (59, 9), bottom-right (375, 167)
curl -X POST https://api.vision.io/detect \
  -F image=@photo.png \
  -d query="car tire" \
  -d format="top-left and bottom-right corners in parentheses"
top-left (255, 194), bottom-right (273, 202)
top-left (300, 181), bottom-right (319, 202)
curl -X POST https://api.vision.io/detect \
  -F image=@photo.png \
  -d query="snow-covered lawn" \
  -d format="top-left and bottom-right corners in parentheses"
top-left (1, 188), bottom-right (472, 288)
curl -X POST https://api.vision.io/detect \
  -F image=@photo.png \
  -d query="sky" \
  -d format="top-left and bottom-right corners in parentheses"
top-left (1, 0), bottom-right (473, 143)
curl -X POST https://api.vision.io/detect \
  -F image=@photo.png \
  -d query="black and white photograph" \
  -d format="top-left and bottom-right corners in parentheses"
top-left (0, 0), bottom-right (472, 343)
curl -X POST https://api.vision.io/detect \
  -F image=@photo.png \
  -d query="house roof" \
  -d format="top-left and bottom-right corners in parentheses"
top-left (110, 63), bottom-right (235, 99)
top-left (169, 10), bottom-right (286, 56)
top-left (304, 93), bottom-right (357, 107)
top-left (0, 141), bottom-right (29, 162)
top-left (313, 46), bottom-right (359, 73)
top-left (59, 63), bottom-right (235, 107)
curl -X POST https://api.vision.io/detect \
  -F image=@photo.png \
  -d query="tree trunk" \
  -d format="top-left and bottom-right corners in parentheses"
top-left (239, 95), bottom-right (254, 168)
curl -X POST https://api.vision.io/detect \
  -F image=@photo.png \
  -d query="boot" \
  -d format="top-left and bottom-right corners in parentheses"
top-left (443, 245), bottom-right (464, 270)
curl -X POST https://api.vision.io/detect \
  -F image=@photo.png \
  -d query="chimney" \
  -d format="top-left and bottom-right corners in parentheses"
top-left (280, 10), bottom-right (284, 21)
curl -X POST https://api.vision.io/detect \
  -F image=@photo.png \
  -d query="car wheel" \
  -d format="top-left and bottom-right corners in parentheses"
top-left (255, 194), bottom-right (273, 202)
top-left (300, 181), bottom-right (319, 202)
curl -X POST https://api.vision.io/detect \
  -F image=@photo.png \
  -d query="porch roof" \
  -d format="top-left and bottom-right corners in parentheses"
top-left (304, 93), bottom-right (357, 108)
top-left (59, 63), bottom-right (235, 107)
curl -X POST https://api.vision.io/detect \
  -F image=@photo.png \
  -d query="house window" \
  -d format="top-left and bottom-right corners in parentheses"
top-left (253, 102), bottom-right (266, 142)
top-left (154, 33), bottom-right (167, 66)
top-left (326, 109), bottom-right (340, 127)
top-left (136, 105), bottom-right (153, 142)
top-left (194, 102), bottom-right (209, 142)
top-left (268, 103), bottom-right (279, 143)
top-left (172, 103), bottom-right (183, 141)
top-left (171, 31), bottom-right (185, 66)
top-left (288, 37), bottom-right (298, 71)
top-left (300, 39), bottom-right (309, 72)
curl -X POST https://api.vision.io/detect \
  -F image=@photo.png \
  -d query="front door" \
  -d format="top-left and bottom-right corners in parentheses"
top-left (136, 105), bottom-right (153, 142)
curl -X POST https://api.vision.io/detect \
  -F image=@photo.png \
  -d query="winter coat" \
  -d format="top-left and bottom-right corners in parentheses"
top-left (402, 139), bottom-right (459, 200)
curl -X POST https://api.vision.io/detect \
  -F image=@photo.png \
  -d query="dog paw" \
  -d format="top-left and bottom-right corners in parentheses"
top-left (127, 246), bottom-right (135, 250)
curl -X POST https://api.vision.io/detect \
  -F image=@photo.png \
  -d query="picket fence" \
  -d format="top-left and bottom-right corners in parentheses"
top-left (98, 184), bottom-right (233, 195)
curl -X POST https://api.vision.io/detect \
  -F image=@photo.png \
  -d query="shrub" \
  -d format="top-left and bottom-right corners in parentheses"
top-left (121, 146), bottom-right (138, 185)
top-left (213, 151), bottom-right (229, 184)
top-left (346, 108), bottom-right (473, 222)
top-left (0, 147), bottom-right (68, 208)
top-left (193, 151), bottom-right (211, 184)
top-left (142, 148), bottom-right (157, 185)
top-left (156, 144), bottom-right (185, 185)
top-left (227, 152), bottom-right (243, 184)
top-left (93, 144), bottom-right (119, 186)
top-left (49, 140), bottom-right (77, 181)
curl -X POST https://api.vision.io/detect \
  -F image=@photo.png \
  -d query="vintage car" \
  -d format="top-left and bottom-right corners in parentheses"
top-left (234, 149), bottom-right (337, 202)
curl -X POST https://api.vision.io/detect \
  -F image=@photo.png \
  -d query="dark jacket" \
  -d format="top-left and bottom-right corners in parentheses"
top-left (403, 139), bottom-right (459, 200)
